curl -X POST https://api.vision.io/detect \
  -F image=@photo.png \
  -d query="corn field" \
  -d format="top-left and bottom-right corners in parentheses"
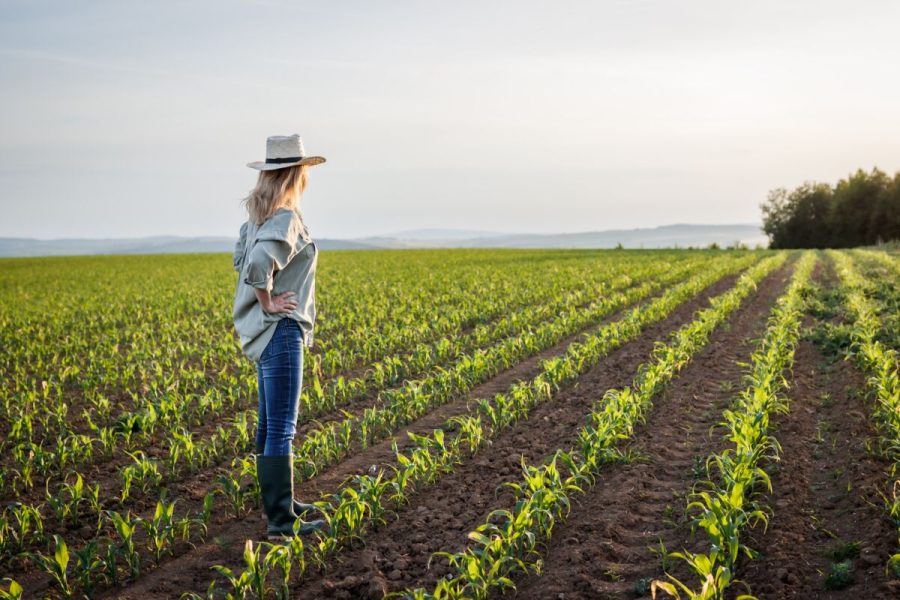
top-left (0, 248), bottom-right (897, 599)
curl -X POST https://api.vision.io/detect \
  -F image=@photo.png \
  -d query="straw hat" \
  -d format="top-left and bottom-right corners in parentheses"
top-left (247, 134), bottom-right (326, 170)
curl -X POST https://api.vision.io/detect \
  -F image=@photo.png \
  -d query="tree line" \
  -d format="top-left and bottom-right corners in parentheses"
top-left (761, 168), bottom-right (900, 248)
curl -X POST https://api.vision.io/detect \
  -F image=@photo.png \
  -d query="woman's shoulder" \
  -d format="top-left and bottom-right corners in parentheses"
top-left (258, 208), bottom-right (303, 243)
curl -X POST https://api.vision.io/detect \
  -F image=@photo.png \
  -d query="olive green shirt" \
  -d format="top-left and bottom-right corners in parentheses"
top-left (232, 207), bottom-right (318, 362)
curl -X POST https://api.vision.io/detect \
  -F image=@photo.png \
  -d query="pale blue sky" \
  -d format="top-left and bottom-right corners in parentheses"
top-left (2, 1), bottom-right (899, 239)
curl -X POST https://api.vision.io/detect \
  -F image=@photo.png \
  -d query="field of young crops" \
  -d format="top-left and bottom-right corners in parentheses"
top-left (1, 247), bottom-right (898, 600)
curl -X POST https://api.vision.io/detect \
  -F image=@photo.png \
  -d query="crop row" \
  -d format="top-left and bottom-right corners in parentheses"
top-left (0, 255), bottom-right (749, 595)
top-left (851, 250), bottom-right (899, 352)
top-left (0, 264), bottom-right (604, 496)
top-left (312, 251), bottom-right (674, 375)
top-left (399, 253), bottom-right (787, 599)
top-left (0, 255), bottom-right (716, 548)
top-left (1, 252), bottom-right (539, 391)
top-left (0, 257), bottom-right (642, 497)
top-left (0, 253), bottom-right (615, 437)
top-left (192, 254), bottom-right (783, 600)
top-left (1, 250), bottom-right (642, 443)
top-left (284, 258), bottom-right (703, 428)
top-left (288, 255), bottom-right (749, 482)
top-left (654, 251), bottom-right (815, 599)
top-left (0, 254), bottom-right (706, 497)
top-left (829, 250), bottom-right (900, 577)
top-left (310, 252), bottom-right (717, 377)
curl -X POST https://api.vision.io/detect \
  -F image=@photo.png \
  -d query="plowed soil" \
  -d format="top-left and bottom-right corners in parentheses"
top-left (736, 340), bottom-right (897, 598)
top-left (503, 259), bottom-right (794, 599)
top-left (285, 266), bottom-right (791, 599)
top-left (108, 270), bottom-right (743, 599)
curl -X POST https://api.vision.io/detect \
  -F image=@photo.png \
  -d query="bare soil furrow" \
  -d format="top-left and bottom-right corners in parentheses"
top-left (290, 277), bottom-right (637, 439)
top-left (1, 282), bottom-right (607, 507)
top-left (735, 336), bottom-right (897, 599)
top-left (4, 271), bottom-right (627, 510)
top-left (284, 268), bottom-right (785, 600)
top-left (0, 282), bottom-right (638, 573)
top-left (296, 272), bottom-right (722, 498)
top-left (501, 260), bottom-right (794, 600)
top-left (104, 271), bottom-right (743, 599)
top-left (14, 269), bottom-right (702, 598)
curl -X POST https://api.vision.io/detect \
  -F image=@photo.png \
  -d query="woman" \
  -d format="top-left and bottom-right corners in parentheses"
top-left (232, 134), bottom-right (326, 539)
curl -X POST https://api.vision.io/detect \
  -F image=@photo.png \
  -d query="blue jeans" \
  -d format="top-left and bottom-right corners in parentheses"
top-left (256, 318), bottom-right (303, 456)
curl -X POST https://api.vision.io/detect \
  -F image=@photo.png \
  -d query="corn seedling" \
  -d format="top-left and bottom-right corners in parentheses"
top-left (0, 579), bottom-right (23, 600)
top-left (107, 510), bottom-right (141, 580)
top-left (138, 499), bottom-right (178, 564)
top-left (72, 540), bottom-right (104, 597)
top-left (29, 535), bottom-right (73, 599)
top-left (262, 542), bottom-right (294, 600)
top-left (1, 503), bottom-right (44, 557)
top-left (216, 471), bottom-right (249, 518)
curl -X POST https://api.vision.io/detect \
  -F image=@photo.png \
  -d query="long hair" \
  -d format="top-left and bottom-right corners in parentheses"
top-left (243, 165), bottom-right (309, 224)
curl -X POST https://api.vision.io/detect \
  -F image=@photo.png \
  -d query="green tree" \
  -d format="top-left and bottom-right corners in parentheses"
top-left (761, 167), bottom-right (900, 248)
top-left (830, 168), bottom-right (889, 247)
top-left (870, 172), bottom-right (900, 243)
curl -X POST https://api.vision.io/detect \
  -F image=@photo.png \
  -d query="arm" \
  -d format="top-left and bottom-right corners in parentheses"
top-left (233, 222), bottom-right (248, 272)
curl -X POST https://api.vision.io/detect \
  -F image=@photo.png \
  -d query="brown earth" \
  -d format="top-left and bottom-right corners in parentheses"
top-left (7, 285), bottom-right (643, 599)
top-left (0, 271), bottom-right (597, 476)
top-left (289, 274), bottom-right (641, 443)
top-left (735, 337), bottom-right (897, 598)
top-left (495, 259), bottom-right (794, 599)
top-left (282, 267), bottom-right (787, 600)
top-left (103, 269), bottom-right (746, 599)
top-left (0, 279), bottom-right (623, 576)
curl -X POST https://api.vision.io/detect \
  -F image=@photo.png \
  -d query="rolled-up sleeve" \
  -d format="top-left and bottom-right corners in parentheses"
top-left (233, 222), bottom-right (248, 272)
top-left (244, 239), bottom-right (295, 290)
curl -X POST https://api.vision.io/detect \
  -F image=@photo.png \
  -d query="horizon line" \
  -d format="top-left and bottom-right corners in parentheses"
top-left (0, 222), bottom-right (765, 243)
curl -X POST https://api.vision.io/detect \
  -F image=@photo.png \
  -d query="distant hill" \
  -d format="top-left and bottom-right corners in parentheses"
top-left (386, 228), bottom-right (508, 240)
top-left (0, 236), bottom-right (378, 257)
top-left (0, 224), bottom-right (767, 257)
top-left (354, 224), bottom-right (768, 250)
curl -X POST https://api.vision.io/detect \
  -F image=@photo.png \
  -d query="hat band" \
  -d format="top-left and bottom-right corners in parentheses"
top-left (266, 156), bottom-right (303, 164)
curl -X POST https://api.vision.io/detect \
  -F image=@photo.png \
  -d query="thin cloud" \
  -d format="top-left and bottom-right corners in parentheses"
top-left (0, 46), bottom-right (305, 92)
top-left (0, 47), bottom-right (172, 76)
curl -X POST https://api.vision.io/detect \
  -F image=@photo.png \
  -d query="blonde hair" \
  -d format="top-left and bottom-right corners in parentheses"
top-left (243, 165), bottom-right (309, 224)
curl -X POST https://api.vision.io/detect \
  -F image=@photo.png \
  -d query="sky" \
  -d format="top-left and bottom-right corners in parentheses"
top-left (1, 0), bottom-right (899, 240)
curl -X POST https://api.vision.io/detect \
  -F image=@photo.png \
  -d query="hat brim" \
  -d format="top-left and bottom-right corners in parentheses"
top-left (247, 156), bottom-right (326, 170)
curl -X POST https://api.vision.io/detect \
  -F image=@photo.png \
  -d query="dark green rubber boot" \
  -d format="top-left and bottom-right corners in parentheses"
top-left (254, 449), bottom-right (320, 518)
top-left (257, 454), bottom-right (325, 540)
